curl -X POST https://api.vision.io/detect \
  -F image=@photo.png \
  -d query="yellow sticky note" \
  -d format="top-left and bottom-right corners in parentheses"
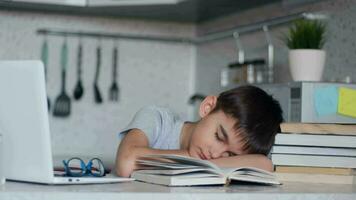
top-left (338, 87), bottom-right (356, 118)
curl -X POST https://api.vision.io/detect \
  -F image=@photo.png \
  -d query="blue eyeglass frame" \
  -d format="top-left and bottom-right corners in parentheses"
top-left (62, 157), bottom-right (106, 177)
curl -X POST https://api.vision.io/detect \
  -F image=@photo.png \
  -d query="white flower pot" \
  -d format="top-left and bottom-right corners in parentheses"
top-left (288, 49), bottom-right (326, 81)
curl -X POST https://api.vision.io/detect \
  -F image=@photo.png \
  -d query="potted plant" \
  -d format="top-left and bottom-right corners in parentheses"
top-left (284, 19), bottom-right (326, 81)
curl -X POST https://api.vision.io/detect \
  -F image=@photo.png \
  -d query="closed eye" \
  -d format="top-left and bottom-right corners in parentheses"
top-left (214, 132), bottom-right (224, 142)
top-left (228, 152), bottom-right (236, 157)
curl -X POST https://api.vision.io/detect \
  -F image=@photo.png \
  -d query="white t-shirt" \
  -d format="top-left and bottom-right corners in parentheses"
top-left (118, 106), bottom-right (185, 150)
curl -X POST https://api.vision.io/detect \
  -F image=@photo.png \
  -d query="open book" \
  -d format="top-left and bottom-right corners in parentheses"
top-left (132, 154), bottom-right (281, 186)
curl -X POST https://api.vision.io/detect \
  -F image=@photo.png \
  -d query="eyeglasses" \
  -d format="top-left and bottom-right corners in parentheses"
top-left (62, 157), bottom-right (106, 177)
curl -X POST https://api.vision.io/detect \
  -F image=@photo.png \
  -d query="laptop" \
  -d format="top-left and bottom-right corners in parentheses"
top-left (0, 60), bottom-right (133, 184)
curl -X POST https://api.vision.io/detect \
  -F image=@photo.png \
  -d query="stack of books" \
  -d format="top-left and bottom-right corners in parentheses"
top-left (271, 123), bottom-right (356, 184)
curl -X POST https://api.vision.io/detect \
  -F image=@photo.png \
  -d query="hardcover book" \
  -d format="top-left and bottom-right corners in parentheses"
top-left (271, 154), bottom-right (356, 168)
top-left (132, 154), bottom-right (280, 186)
top-left (275, 166), bottom-right (356, 175)
top-left (274, 133), bottom-right (356, 148)
top-left (280, 123), bottom-right (356, 135)
top-left (275, 172), bottom-right (356, 184)
top-left (272, 145), bottom-right (356, 157)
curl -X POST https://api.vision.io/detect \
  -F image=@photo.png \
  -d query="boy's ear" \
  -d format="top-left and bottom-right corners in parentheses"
top-left (199, 95), bottom-right (217, 118)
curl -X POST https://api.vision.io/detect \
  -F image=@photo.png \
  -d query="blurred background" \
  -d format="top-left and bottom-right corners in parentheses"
top-left (0, 0), bottom-right (355, 168)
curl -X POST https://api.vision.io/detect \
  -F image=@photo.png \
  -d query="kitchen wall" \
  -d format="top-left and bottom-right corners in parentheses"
top-left (0, 10), bottom-right (196, 167)
top-left (2, 0), bottom-right (356, 168)
top-left (194, 0), bottom-right (356, 96)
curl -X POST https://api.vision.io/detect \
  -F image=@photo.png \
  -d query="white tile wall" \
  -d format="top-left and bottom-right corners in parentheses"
top-left (0, 10), bottom-right (196, 168)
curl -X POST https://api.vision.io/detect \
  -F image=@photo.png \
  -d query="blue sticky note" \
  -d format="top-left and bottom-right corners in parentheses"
top-left (314, 86), bottom-right (338, 117)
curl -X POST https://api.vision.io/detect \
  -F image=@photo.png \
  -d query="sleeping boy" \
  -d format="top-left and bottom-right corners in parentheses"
top-left (115, 85), bottom-right (283, 177)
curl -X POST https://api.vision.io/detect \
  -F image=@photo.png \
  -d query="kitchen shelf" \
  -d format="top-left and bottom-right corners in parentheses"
top-left (37, 12), bottom-right (323, 44)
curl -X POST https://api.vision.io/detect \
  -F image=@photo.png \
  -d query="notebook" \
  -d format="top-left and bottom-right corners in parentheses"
top-left (0, 60), bottom-right (133, 184)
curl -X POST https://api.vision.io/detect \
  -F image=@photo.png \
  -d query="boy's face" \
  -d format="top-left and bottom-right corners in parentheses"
top-left (188, 109), bottom-right (248, 160)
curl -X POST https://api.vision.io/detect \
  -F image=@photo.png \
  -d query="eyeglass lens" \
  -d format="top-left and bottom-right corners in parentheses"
top-left (66, 158), bottom-right (86, 176)
top-left (88, 158), bottom-right (105, 176)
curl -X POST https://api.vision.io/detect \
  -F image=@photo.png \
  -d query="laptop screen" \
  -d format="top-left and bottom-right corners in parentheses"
top-left (0, 61), bottom-right (55, 183)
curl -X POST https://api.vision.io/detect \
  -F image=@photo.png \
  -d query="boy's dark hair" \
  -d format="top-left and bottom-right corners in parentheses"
top-left (212, 85), bottom-right (283, 155)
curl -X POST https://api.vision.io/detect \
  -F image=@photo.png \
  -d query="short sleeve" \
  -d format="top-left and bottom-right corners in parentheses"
top-left (118, 106), bottom-right (162, 147)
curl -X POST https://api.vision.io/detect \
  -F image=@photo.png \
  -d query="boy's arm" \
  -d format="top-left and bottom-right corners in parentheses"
top-left (208, 154), bottom-right (274, 172)
top-left (115, 128), bottom-right (190, 177)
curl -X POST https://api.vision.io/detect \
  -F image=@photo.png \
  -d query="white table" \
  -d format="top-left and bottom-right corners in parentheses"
top-left (0, 181), bottom-right (355, 200)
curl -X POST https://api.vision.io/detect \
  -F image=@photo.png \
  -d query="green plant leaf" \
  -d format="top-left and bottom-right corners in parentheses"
top-left (283, 19), bottom-right (326, 49)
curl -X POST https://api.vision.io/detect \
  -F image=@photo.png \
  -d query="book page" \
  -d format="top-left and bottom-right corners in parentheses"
top-left (134, 168), bottom-right (221, 176)
top-left (137, 159), bottom-right (201, 169)
top-left (221, 167), bottom-right (275, 178)
top-left (140, 154), bottom-right (221, 172)
top-left (229, 174), bottom-right (281, 185)
top-left (231, 170), bottom-right (275, 179)
top-left (226, 168), bottom-right (280, 185)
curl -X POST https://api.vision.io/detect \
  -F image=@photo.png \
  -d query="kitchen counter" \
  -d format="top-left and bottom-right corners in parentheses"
top-left (0, 181), bottom-right (356, 200)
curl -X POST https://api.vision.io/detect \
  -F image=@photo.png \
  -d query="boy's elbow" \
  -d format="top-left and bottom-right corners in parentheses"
top-left (115, 148), bottom-right (137, 178)
top-left (116, 166), bottom-right (133, 178)
top-left (260, 156), bottom-right (274, 172)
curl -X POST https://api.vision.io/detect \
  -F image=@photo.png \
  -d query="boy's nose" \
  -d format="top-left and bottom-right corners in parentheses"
top-left (211, 146), bottom-right (228, 159)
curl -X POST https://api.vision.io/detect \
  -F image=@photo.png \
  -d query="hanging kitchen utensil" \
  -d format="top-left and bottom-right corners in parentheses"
top-left (109, 43), bottom-right (119, 102)
top-left (221, 31), bottom-right (245, 87)
top-left (233, 32), bottom-right (245, 64)
top-left (93, 43), bottom-right (103, 104)
top-left (41, 36), bottom-right (51, 110)
top-left (232, 32), bottom-right (254, 84)
top-left (73, 38), bottom-right (84, 100)
top-left (263, 25), bottom-right (274, 83)
top-left (53, 37), bottom-right (71, 117)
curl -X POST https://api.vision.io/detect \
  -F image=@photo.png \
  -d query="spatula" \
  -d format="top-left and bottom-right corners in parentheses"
top-left (53, 38), bottom-right (71, 117)
top-left (93, 45), bottom-right (103, 104)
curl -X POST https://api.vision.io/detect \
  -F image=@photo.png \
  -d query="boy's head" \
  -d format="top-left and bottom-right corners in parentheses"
top-left (187, 85), bottom-right (283, 160)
